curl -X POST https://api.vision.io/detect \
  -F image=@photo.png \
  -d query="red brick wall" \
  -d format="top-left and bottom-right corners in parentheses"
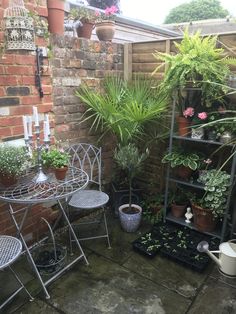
top-left (0, 0), bottom-right (124, 241)
top-left (0, 0), bottom-right (55, 241)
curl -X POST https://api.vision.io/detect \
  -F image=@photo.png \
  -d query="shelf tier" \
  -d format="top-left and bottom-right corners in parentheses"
top-left (169, 177), bottom-right (204, 189)
top-left (173, 135), bottom-right (233, 146)
top-left (165, 212), bottom-right (222, 239)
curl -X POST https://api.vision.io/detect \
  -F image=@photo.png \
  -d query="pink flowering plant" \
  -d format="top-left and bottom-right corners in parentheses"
top-left (183, 106), bottom-right (208, 126)
top-left (95, 6), bottom-right (118, 22)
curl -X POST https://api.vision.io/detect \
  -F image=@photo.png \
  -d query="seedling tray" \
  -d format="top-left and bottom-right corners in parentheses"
top-left (132, 222), bottom-right (219, 271)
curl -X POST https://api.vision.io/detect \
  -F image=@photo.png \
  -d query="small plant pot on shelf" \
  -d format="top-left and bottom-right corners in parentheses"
top-left (192, 203), bottom-right (217, 232)
top-left (119, 204), bottom-right (142, 233)
top-left (177, 116), bottom-right (190, 137)
top-left (170, 203), bottom-right (186, 218)
top-left (175, 165), bottom-right (193, 180)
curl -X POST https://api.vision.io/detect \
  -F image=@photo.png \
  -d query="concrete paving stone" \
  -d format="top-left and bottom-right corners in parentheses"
top-left (209, 265), bottom-right (236, 289)
top-left (14, 299), bottom-right (60, 314)
top-left (188, 276), bottom-right (236, 314)
top-left (123, 251), bottom-right (212, 299)
top-left (38, 253), bottom-right (190, 314)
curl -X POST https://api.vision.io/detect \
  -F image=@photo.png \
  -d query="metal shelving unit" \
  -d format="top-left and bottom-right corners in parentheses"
top-left (163, 94), bottom-right (236, 242)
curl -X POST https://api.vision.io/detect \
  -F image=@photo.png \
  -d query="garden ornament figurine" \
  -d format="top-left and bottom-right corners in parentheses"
top-left (185, 207), bottom-right (193, 223)
top-left (197, 240), bottom-right (236, 277)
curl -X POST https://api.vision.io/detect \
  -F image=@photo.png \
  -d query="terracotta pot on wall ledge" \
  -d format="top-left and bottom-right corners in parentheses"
top-left (47, 0), bottom-right (65, 35)
top-left (95, 21), bottom-right (115, 41)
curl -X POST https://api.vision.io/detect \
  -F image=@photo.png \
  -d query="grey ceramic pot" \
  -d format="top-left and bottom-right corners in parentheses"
top-left (118, 204), bottom-right (142, 233)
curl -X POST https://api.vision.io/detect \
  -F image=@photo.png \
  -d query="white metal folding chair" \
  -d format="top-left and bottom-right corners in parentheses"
top-left (67, 144), bottom-right (111, 249)
top-left (0, 235), bottom-right (33, 310)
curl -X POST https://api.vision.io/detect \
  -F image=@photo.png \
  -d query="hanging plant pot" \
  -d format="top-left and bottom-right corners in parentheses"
top-left (96, 21), bottom-right (115, 41)
top-left (76, 21), bottom-right (94, 39)
top-left (54, 166), bottom-right (68, 180)
top-left (192, 203), bottom-right (217, 232)
top-left (47, 0), bottom-right (65, 35)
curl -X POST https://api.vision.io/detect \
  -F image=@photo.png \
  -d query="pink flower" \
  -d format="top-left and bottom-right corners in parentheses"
top-left (198, 112), bottom-right (208, 120)
top-left (95, 10), bottom-right (100, 17)
top-left (183, 107), bottom-right (194, 118)
top-left (204, 158), bottom-right (212, 164)
top-left (104, 5), bottom-right (118, 16)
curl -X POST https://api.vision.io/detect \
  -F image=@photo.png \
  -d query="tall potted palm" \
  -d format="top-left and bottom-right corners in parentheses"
top-left (114, 144), bottom-right (148, 232)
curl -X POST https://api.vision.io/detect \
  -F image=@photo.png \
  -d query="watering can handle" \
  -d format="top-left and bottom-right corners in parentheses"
top-left (228, 239), bottom-right (236, 243)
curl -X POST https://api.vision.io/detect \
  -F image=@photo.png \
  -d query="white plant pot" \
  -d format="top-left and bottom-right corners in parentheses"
top-left (118, 204), bottom-right (142, 233)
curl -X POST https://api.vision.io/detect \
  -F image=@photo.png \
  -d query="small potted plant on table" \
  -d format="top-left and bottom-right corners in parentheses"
top-left (42, 148), bottom-right (70, 180)
top-left (114, 143), bottom-right (148, 233)
top-left (0, 145), bottom-right (27, 187)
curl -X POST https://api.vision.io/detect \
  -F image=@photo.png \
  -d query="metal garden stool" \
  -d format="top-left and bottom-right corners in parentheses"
top-left (67, 144), bottom-right (111, 249)
top-left (0, 236), bottom-right (33, 310)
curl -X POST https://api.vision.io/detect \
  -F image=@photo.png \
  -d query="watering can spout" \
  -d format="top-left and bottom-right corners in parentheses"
top-left (197, 241), bottom-right (221, 268)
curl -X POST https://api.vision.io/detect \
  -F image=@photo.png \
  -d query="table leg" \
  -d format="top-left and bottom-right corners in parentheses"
top-left (8, 204), bottom-right (51, 299)
top-left (57, 200), bottom-right (89, 265)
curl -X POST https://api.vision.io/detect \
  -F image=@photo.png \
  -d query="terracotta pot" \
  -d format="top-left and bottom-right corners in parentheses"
top-left (76, 22), bottom-right (94, 39)
top-left (96, 21), bottom-right (115, 41)
top-left (54, 166), bottom-right (68, 180)
top-left (175, 165), bottom-right (193, 180)
top-left (47, 0), bottom-right (65, 35)
top-left (171, 203), bottom-right (186, 218)
top-left (0, 173), bottom-right (17, 187)
top-left (192, 203), bottom-right (217, 232)
top-left (177, 116), bottom-right (190, 137)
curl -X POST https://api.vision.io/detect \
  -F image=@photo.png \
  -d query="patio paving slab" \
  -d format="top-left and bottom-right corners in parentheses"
top-left (187, 276), bottom-right (236, 314)
top-left (17, 253), bottom-right (191, 314)
top-left (122, 252), bottom-right (212, 299)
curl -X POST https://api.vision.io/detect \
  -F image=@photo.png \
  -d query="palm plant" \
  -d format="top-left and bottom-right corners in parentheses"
top-left (76, 75), bottom-right (168, 145)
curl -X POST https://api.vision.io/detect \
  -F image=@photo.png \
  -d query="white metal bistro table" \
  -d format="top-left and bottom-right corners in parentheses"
top-left (0, 166), bottom-right (89, 299)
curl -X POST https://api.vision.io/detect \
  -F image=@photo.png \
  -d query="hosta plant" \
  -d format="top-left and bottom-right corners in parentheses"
top-left (162, 150), bottom-right (201, 171)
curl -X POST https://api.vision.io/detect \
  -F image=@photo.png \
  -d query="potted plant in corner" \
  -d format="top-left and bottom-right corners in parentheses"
top-left (42, 148), bottom-right (70, 180)
top-left (169, 188), bottom-right (191, 218)
top-left (114, 143), bottom-right (149, 233)
top-left (95, 5), bottom-right (118, 41)
top-left (68, 7), bottom-right (97, 39)
top-left (0, 145), bottom-right (27, 187)
top-left (191, 169), bottom-right (230, 232)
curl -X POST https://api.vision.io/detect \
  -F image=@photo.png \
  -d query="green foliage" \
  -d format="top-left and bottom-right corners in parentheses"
top-left (76, 75), bottom-right (168, 145)
top-left (69, 7), bottom-right (97, 23)
top-left (0, 145), bottom-right (27, 176)
top-left (197, 169), bottom-right (230, 218)
top-left (41, 149), bottom-right (70, 169)
top-left (142, 194), bottom-right (164, 224)
top-left (114, 143), bottom-right (148, 209)
top-left (154, 30), bottom-right (236, 107)
top-left (164, 0), bottom-right (229, 24)
top-left (169, 188), bottom-right (191, 205)
top-left (162, 150), bottom-right (201, 171)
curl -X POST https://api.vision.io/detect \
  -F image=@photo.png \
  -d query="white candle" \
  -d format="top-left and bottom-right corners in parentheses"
top-left (28, 116), bottom-right (32, 137)
top-left (43, 121), bottom-right (49, 142)
top-left (33, 106), bottom-right (39, 127)
top-left (22, 115), bottom-right (29, 140)
top-left (45, 114), bottom-right (50, 136)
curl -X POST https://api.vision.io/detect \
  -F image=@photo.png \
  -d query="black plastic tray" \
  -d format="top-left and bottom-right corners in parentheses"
top-left (132, 222), bottom-right (220, 271)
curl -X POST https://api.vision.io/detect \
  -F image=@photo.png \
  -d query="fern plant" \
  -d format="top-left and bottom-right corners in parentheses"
top-left (153, 30), bottom-right (236, 107)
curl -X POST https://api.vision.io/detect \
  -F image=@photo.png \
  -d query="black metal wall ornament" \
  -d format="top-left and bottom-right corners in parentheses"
top-left (35, 47), bottom-right (44, 98)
